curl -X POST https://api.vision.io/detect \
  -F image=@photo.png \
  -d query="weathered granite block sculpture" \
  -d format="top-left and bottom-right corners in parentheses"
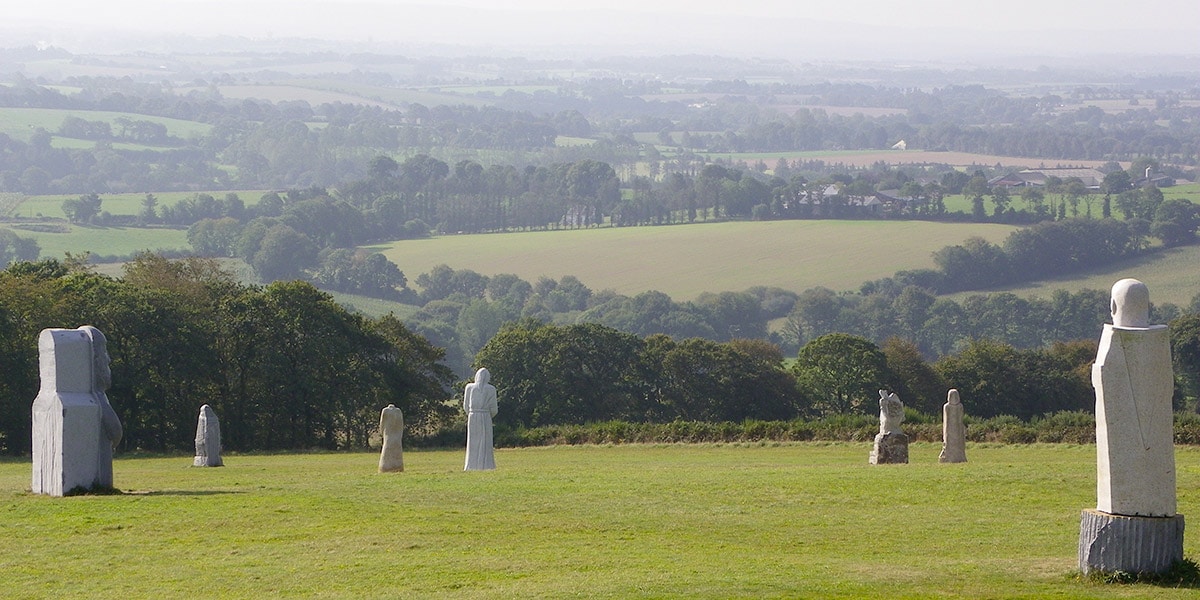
top-left (378, 404), bottom-right (404, 473)
top-left (939, 389), bottom-right (967, 463)
top-left (464, 368), bottom-right (498, 471)
top-left (1079, 279), bottom-right (1183, 575)
top-left (869, 390), bottom-right (908, 464)
top-left (32, 326), bottom-right (122, 496)
top-left (193, 404), bottom-right (223, 467)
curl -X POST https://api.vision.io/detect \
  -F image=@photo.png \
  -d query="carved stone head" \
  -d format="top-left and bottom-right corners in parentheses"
top-left (1110, 278), bottom-right (1150, 328)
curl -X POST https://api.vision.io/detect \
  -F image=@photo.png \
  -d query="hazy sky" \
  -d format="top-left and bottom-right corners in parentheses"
top-left (7, 0), bottom-right (1199, 59)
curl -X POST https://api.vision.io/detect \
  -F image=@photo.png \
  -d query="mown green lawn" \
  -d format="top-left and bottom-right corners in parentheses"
top-left (1, 443), bottom-right (1197, 598)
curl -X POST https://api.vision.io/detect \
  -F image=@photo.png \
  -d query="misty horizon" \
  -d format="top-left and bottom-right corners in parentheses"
top-left (3, 0), bottom-right (1198, 64)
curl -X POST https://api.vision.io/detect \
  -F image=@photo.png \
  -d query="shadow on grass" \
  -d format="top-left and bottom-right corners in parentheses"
top-left (1075, 558), bottom-right (1200, 589)
top-left (125, 490), bottom-right (247, 497)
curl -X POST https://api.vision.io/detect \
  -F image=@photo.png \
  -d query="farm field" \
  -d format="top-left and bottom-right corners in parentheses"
top-left (12, 190), bottom-right (269, 219)
top-left (1, 444), bottom-right (1197, 599)
top-left (2, 224), bottom-right (189, 260)
top-left (378, 220), bottom-right (1018, 300)
top-left (0, 107), bottom-right (212, 143)
top-left (711, 149), bottom-right (1116, 169)
top-left (960, 243), bottom-right (1200, 308)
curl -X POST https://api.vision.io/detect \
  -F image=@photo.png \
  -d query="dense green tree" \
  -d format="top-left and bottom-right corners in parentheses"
top-left (1170, 314), bottom-right (1200, 411)
top-left (0, 229), bottom-right (39, 266)
top-left (880, 337), bottom-right (946, 414)
top-left (1150, 198), bottom-right (1199, 247)
top-left (791, 333), bottom-right (891, 416)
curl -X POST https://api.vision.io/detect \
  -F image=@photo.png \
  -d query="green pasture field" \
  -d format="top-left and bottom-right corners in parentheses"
top-left (941, 184), bottom-right (1199, 215)
top-left (0, 107), bottom-right (212, 144)
top-left (13, 191), bottom-right (268, 220)
top-left (961, 243), bottom-right (1200, 307)
top-left (2, 225), bottom-right (189, 260)
top-left (324, 289), bottom-right (421, 320)
top-left (555, 136), bottom-right (596, 147)
top-left (377, 220), bottom-right (1017, 300)
top-left (1, 443), bottom-right (1197, 598)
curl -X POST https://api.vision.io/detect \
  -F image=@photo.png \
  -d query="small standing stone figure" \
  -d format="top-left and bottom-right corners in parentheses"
top-left (1079, 278), bottom-right (1183, 575)
top-left (378, 404), bottom-right (405, 473)
top-left (463, 368), bottom-right (498, 471)
top-left (939, 389), bottom-right (967, 463)
top-left (193, 404), bottom-right (223, 467)
top-left (870, 389), bottom-right (909, 464)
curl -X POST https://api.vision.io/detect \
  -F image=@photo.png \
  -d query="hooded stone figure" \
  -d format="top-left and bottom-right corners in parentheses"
top-left (193, 404), bottom-right (223, 467)
top-left (378, 404), bottom-right (404, 473)
top-left (463, 368), bottom-right (498, 471)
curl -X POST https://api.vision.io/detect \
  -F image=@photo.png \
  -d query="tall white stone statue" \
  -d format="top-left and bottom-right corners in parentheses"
top-left (869, 390), bottom-right (908, 464)
top-left (32, 326), bottom-right (122, 496)
top-left (939, 389), bottom-right (967, 463)
top-left (378, 404), bottom-right (404, 473)
top-left (1079, 278), bottom-right (1183, 575)
top-left (463, 368), bottom-right (498, 471)
top-left (193, 404), bottom-right (223, 467)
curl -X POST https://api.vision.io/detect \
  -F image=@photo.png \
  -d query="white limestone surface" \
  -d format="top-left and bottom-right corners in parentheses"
top-left (1093, 279), bottom-right (1176, 517)
top-left (31, 328), bottom-right (102, 496)
top-left (463, 368), bottom-right (498, 471)
top-left (378, 404), bottom-right (404, 473)
top-left (939, 389), bottom-right (967, 463)
top-left (193, 404), bottom-right (223, 467)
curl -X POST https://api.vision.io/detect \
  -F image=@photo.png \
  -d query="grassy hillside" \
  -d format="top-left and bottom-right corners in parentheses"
top-left (1, 444), bottom-right (1197, 598)
top-left (378, 220), bottom-right (1018, 300)
top-left (957, 243), bottom-right (1200, 307)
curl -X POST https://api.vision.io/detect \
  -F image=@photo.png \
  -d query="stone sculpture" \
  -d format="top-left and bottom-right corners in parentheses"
top-left (463, 367), bottom-right (498, 471)
top-left (1079, 278), bottom-right (1183, 575)
top-left (939, 389), bottom-right (967, 463)
top-left (31, 326), bottom-right (122, 496)
top-left (378, 404), bottom-right (404, 473)
top-left (869, 389), bottom-right (908, 464)
top-left (193, 404), bottom-right (223, 467)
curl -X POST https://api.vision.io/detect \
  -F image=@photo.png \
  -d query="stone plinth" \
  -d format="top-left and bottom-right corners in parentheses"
top-left (1079, 509), bottom-right (1184, 575)
top-left (869, 431), bottom-right (908, 464)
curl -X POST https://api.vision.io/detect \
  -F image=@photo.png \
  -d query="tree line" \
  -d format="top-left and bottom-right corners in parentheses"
top-left (5, 253), bottom-right (1200, 456)
top-left (0, 255), bottom-right (454, 455)
top-left (473, 318), bottom-right (1200, 431)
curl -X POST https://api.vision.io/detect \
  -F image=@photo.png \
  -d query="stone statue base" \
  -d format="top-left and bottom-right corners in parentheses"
top-left (869, 431), bottom-right (908, 464)
top-left (1078, 509), bottom-right (1184, 575)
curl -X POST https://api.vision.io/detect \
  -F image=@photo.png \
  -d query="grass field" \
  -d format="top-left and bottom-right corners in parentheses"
top-left (710, 149), bottom-right (1116, 170)
top-left (377, 220), bottom-right (1017, 300)
top-left (0, 107), bottom-right (212, 144)
top-left (1, 443), bottom-right (1197, 598)
top-left (2, 225), bottom-right (190, 260)
top-left (961, 244), bottom-right (1200, 308)
top-left (14, 190), bottom-right (269, 219)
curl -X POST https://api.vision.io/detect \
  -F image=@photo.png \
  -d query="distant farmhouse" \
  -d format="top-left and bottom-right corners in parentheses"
top-left (988, 167), bottom-right (1175, 189)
